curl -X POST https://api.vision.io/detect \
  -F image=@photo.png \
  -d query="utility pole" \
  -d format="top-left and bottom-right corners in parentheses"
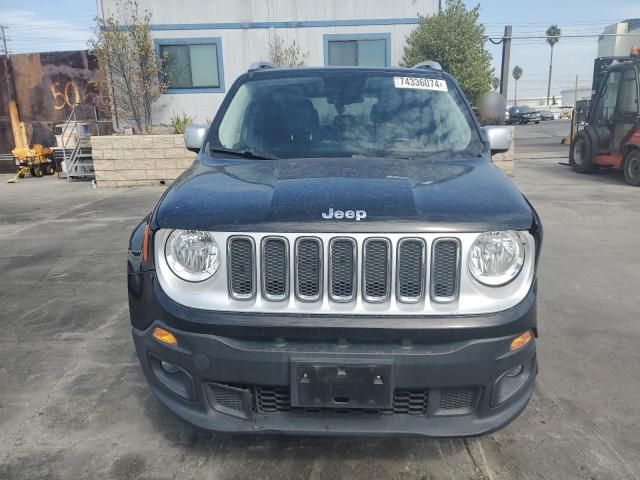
top-left (499, 26), bottom-right (512, 100)
top-left (0, 25), bottom-right (26, 150)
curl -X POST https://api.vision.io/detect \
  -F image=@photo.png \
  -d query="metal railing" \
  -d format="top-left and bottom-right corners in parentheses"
top-left (59, 102), bottom-right (111, 181)
top-left (60, 103), bottom-right (81, 181)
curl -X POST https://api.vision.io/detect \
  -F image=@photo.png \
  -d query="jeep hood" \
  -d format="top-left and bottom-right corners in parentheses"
top-left (154, 156), bottom-right (534, 233)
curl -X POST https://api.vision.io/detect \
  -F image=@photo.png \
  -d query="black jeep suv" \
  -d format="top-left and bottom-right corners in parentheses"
top-left (127, 64), bottom-right (542, 437)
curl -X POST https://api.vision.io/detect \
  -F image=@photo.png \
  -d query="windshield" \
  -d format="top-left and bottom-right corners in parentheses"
top-left (213, 71), bottom-right (484, 159)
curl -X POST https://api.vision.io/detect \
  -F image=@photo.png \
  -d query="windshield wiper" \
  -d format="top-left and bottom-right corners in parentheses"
top-left (209, 146), bottom-right (278, 160)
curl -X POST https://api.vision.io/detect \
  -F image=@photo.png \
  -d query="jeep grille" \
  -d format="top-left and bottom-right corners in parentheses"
top-left (227, 235), bottom-right (460, 305)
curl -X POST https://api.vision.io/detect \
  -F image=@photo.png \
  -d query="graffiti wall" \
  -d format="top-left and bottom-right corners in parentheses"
top-left (0, 50), bottom-right (106, 157)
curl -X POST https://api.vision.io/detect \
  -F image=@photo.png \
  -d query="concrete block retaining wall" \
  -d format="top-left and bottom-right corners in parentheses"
top-left (91, 128), bottom-right (515, 187)
top-left (91, 135), bottom-right (196, 187)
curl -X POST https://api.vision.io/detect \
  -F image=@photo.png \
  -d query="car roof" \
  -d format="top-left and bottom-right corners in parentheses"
top-left (247, 65), bottom-right (447, 78)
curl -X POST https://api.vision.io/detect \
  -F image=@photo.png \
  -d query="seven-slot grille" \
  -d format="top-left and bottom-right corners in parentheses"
top-left (227, 236), bottom-right (461, 304)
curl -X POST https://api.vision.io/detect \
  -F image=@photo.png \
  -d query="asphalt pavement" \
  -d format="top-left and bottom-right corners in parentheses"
top-left (1, 120), bottom-right (639, 479)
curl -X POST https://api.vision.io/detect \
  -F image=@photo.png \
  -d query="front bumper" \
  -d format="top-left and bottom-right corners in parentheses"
top-left (129, 275), bottom-right (538, 437)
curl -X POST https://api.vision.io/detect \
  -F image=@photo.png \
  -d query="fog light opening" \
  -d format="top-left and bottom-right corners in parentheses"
top-left (161, 361), bottom-right (180, 374)
top-left (492, 357), bottom-right (535, 407)
top-left (505, 364), bottom-right (524, 377)
top-left (152, 327), bottom-right (177, 347)
top-left (148, 354), bottom-right (195, 401)
top-left (510, 330), bottom-right (532, 351)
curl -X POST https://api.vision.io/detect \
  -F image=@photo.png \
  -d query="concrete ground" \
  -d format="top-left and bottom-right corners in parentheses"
top-left (1, 119), bottom-right (639, 479)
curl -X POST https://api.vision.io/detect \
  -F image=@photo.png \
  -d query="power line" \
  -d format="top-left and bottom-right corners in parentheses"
top-left (483, 17), bottom-right (626, 26)
top-left (488, 32), bottom-right (640, 40)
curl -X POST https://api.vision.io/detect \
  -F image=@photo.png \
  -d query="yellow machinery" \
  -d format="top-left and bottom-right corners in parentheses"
top-left (7, 144), bottom-right (55, 183)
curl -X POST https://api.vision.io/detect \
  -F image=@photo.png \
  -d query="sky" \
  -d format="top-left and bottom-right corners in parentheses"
top-left (467, 0), bottom-right (640, 100)
top-left (1, 0), bottom-right (640, 99)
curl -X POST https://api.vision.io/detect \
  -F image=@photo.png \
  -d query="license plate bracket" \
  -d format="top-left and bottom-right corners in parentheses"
top-left (290, 360), bottom-right (393, 409)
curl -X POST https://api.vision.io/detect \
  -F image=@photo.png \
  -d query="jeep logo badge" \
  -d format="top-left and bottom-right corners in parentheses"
top-left (321, 208), bottom-right (367, 221)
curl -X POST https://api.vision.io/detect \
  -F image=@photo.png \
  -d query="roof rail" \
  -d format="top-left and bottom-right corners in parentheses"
top-left (248, 61), bottom-right (278, 72)
top-left (412, 60), bottom-right (442, 71)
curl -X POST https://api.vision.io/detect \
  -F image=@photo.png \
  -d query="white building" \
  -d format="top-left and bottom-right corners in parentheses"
top-left (97, 0), bottom-right (439, 124)
top-left (597, 18), bottom-right (640, 57)
top-left (560, 87), bottom-right (592, 107)
top-left (507, 96), bottom-right (561, 108)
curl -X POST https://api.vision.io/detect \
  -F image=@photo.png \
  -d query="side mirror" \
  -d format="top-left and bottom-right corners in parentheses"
top-left (184, 125), bottom-right (208, 153)
top-left (484, 126), bottom-right (513, 155)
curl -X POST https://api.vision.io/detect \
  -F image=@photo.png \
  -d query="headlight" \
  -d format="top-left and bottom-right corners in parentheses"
top-left (165, 230), bottom-right (220, 282)
top-left (468, 231), bottom-right (525, 286)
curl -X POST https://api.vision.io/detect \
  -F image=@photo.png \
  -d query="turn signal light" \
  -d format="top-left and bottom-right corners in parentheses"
top-left (152, 327), bottom-right (177, 346)
top-left (510, 330), bottom-right (533, 351)
top-left (142, 224), bottom-right (150, 262)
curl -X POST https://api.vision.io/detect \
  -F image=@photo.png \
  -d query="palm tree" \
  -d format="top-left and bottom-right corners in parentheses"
top-left (491, 76), bottom-right (500, 91)
top-left (512, 65), bottom-right (523, 105)
top-left (546, 25), bottom-right (561, 106)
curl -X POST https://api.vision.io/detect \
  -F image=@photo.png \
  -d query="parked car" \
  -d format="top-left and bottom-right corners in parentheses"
top-left (539, 110), bottom-right (555, 121)
top-left (128, 62), bottom-right (543, 437)
top-left (505, 109), bottom-right (510, 123)
top-left (508, 105), bottom-right (541, 124)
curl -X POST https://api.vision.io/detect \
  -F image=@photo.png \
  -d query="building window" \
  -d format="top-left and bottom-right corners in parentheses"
top-left (324, 34), bottom-right (390, 67)
top-left (155, 38), bottom-right (225, 93)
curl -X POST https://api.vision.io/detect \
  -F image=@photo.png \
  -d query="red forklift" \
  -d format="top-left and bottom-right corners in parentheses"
top-left (570, 47), bottom-right (640, 186)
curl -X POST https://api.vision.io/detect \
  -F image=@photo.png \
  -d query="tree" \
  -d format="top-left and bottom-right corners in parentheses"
top-left (401, 0), bottom-right (493, 105)
top-left (90, 0), bottom-right (166, 133)
top-left (512, 65), bottom-right (523, 104)
top-left (545, 24), bottom-right (561, 106)
top-left (491, 76), bottom-right (500, 91)
top-left (269, 33), bottom-right (308, 67)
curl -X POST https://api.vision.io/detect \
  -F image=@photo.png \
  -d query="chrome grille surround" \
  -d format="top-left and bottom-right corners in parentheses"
top-left (329, 237), bottom-right (358, 302)
top-left (396, 238), bottom-right (427, 304)
top-left (227, 236), bottom-right (256, 300)
top-left (362, 238), bottom-right (392, 303)
top-left (155, 231), bottom-right (536, 316)
top-left (430, 238), bottom-right (461, 303)
top-left (261, 236), bottom-right (289, 301)
top-left (294, 237), bottom-right (323, 302)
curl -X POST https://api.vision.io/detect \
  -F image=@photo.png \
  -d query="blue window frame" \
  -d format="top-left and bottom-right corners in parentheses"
top-left (323, 33), bottom-right (391, 67)
top-left (154, 37), bottom-right (225, 93)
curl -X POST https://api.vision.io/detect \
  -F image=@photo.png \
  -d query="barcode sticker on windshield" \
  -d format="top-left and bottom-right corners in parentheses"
top-left (394, 76), bottom-right (448, 91)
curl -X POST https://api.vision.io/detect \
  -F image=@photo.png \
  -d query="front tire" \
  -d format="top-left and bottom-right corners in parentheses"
top-left (623, 149), bottom-right (640, 186)
top-left (570, 130), bottom-right (597, 173)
